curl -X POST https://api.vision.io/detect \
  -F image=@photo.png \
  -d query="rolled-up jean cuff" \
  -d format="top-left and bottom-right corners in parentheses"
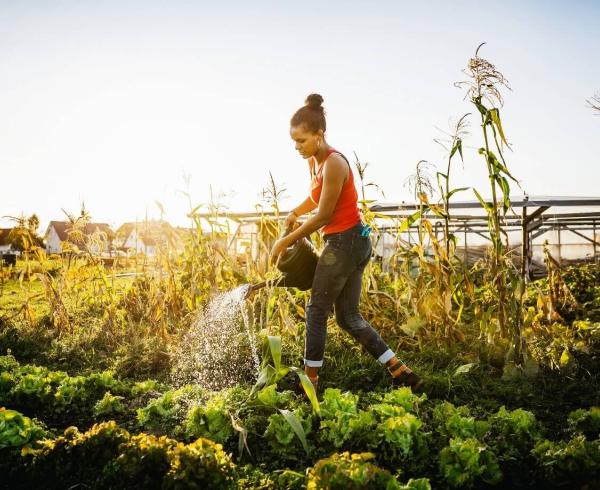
top-left (377, 349), bottom-right (395, 365)
top-left (304, 359), bottom-right (324, 368)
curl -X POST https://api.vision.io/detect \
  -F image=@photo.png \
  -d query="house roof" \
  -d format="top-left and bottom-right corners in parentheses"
top-left (116, 220), bottom-right (180, 248)
top-left (116, 222), bottom-right (136, 238)
top-left (0, 228), bottom-right (13, 246)
top-left (47, 221), bottom-right (112, 242)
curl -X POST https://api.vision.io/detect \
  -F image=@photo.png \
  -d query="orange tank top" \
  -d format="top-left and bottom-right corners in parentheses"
top-left (310, 148), bottom-right (361, 235)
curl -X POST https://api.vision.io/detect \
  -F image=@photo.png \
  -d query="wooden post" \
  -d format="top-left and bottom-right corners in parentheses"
top-left (463, 221), bottom-right (468, 264)
top-left (521, 196), bottom-right (528, 282)
top-left (557, 225), bottom-right (562, 265)
top-left (594, 220), bottom-right (597, 263)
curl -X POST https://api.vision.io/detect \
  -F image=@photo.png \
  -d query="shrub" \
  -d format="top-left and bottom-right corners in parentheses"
top-left (306, 451), bottom-right (431, 490)
top-left (439, 437), bottom-right (502, 488)
top-left (533, 435), bottom-right (600, 486)
top-left (108, 433), bottom-right (177, 489)
top-left (568, 407), bottom-right (600, 439)
top-left (0, 353), bottom-right (20, 373)
top-left (487, 406), bottom-right (541, 456)
top-left (23, 421), bottom-right (130, 488)
top-left (307, 452), bottom-right (401, 490)
top-left (163, 437), bottom-right (236, 489)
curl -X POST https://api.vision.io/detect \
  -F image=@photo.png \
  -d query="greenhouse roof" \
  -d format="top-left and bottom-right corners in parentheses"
top-left (370, 196), bottom-right (600, 212)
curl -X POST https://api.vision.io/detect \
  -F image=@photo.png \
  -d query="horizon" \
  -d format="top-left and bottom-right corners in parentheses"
top-left (1, 1), bottom-right (599, 231)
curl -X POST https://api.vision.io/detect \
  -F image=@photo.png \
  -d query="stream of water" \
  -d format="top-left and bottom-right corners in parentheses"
top-left (172, 284), bottom-right (260, 391)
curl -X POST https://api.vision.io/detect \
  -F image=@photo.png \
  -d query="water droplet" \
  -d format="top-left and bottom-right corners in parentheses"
top-left (172, 284), bottom-right (259, 390)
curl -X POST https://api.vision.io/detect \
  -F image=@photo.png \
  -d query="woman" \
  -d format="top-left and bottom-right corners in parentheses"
top-left (270, 93), bottom-right (423, 392)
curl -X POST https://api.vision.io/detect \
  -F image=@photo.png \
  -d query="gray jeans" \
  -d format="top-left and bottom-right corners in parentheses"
top-left (304, 223), bottom-right (394, 367)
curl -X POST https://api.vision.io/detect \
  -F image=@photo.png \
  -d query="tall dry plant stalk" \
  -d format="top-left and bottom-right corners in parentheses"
top-left (434, 114), bottom-right (470, 256)
top-left (387, 161), bottom-right (468, 345)
top-left (456, 43), bottom-right (525, 364)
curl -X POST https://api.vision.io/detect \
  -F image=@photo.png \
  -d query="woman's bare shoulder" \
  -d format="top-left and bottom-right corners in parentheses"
top-left (325, 152), bottom-right (349, 171)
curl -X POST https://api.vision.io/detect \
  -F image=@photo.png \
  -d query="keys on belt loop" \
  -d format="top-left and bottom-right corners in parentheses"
top-left (360, 223), bottom-right (371, 237)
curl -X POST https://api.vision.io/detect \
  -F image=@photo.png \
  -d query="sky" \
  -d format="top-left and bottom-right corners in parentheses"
top-left (1, 0), bottom-right (599, 231)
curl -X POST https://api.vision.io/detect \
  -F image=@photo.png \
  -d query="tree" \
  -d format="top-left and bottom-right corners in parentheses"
top-left (5, 214), bottom-right (43, 251)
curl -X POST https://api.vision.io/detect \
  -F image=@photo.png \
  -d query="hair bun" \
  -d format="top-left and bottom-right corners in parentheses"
top-left (305, 93), bottom-right (324, 110)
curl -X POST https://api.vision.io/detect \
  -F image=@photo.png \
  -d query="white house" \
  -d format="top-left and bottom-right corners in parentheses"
top-left (45, 221), bottom-right (112, 254)
top-left (116, 221), bottom-right (180, 256)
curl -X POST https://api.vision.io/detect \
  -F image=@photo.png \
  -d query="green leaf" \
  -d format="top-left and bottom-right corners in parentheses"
top-left (267, 336), bottom-right (282, 371)
top-left (447, 187), bottom-right (469, 200)
top-left (436, 172), bottom-right (448, 192)
top-left (251, 365), bottom-right (276, 395)
top-left (290, 367), bottom-right (321, 416)
top-left (496, 176), bottom-right (511, 212)
top-left (473, 189), bottom-right (492, 212)
top-left (450, 138), bottom-right (464, 162)
top-left (489, 108), bottom-right (508, 147)
top-left (399, 210), bottom-right (424, 232)
top-left (278, 409), bottom-right (309, 454)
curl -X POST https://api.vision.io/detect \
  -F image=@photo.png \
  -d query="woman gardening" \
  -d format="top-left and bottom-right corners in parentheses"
top-left (270, 93), bottom-right (423, 393)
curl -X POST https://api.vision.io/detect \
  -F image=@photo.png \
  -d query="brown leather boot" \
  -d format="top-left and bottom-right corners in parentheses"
top-left (388, 362), bottom-right (424, 392)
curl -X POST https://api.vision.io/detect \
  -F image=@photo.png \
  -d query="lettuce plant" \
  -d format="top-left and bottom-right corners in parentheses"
top-left (306, 451), bottom-right (431, 490)
top-left (433, 402), bottom-right (489, 442)
top-left (439, 437), bottom-right (502, 488)
top-left (163, 437), bottom-right (236, 489)
top-left (533, 435), bottom-right (600, 485)
top-left (0, 408), bottom-right (47, 449)
top-left (375, 411), bottom-right (428, 462)
top-left (568, 407), bottom-right (600, 439)
top-left (185, 391), bottom-right (234, 444)
top-left (487, 406), bottom-right (541, 458)
top-left (93, 391), bottom-right (126, 418)
top-left (264, 406), bottom-right (312, 455)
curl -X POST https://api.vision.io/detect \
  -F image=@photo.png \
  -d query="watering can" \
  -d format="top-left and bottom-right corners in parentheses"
top-left (250, 229), bottom-right (319, 293)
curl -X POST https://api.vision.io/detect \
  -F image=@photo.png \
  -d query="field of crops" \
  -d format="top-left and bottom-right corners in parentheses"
top-left (1, 217), bottom-right (600, 489)
top-left (1, 47), bottom-right (600, 489)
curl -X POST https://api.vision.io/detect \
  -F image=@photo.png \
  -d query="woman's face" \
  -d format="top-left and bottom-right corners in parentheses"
top-left (290, 125), bottom-right (323, 159)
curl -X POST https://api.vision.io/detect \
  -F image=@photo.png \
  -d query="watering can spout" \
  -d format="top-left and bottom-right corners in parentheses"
top-left (250, 280), bottom-right (267, 292)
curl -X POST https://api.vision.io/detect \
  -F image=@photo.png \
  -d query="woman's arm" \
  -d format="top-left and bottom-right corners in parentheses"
top-left (292, 197), bottom-right (318, 217)
top-left (272, 154), bottom-right (347, 259)
top-left (284, 197), bottom-right (318, 229)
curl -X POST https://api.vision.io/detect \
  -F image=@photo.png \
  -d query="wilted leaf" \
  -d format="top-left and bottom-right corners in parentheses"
top-left (454, 363), bottom-right (476, 376)
top-left (279, 409), bottom-right (309, 454)
top-left (401, 316), bottom-right (425, 338)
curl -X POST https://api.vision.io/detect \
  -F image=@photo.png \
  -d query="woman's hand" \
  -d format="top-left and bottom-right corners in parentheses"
top-left (284, 212), bottom-right (299, 231)
top-left (270, 237), bottom-right (291, 263)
